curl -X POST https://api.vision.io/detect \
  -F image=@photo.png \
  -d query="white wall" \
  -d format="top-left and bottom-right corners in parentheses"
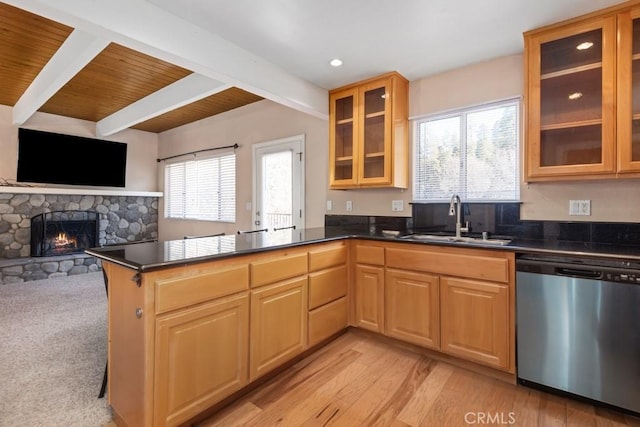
top-left (409, 53), bottom-right (640, 223)
top-left (157, 100), bottom-right (328, 241)
top-left (0, 105), bottom-right (158, 192)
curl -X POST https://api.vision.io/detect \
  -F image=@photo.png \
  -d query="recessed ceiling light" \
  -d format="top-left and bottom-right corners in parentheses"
top-left (330, 58), bottom-right (343, 67)
top-left (568, 92), bottom-right (583, 100)
top-left (576, 42), bottom-right (594, 50)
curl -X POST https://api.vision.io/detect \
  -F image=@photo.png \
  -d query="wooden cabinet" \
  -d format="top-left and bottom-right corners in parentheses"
top-left (385, 269), bottom-right (439, 349)
top-left (525, 3), bottom-right (640, 180)
top-left (308, 242), bottom-right (349, 346)
top-left (352, 242), bottom-right (515, 373)
top-left (617, 6), bottom-right (640, 172)
top-left (329, 71), bottom-right (409, 189)
top-left (354, 264), bottom-right (385, 332)
top-left (440, 277), bottom-right (509, 371)
top-left (353, 243), bottom-right (385, 332)
top-left (154, 294), bottom-right (249, 427)
top-left (250, 276), bottom-right (308, 380)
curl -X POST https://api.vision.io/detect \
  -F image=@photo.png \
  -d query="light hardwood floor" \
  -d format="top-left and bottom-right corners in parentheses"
top-left (199, 330), bottom-right (640, 427)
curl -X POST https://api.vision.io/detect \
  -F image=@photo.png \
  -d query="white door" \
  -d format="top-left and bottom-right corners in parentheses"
top-left (252, 135), bottom-right (305, 231)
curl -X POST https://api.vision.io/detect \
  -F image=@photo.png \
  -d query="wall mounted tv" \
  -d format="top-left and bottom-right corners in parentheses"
top-left (17, 128), bottom-right (128, 188)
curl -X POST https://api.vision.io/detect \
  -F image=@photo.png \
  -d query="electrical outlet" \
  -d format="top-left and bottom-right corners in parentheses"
top-left (346, 200), bottom-right (353, 211)
top-left (326, 200), bottom-right (332, 211)
top-left (569, 200), bottom-right (591, 216)
top-left (391, 200), bottom-right (403, 212)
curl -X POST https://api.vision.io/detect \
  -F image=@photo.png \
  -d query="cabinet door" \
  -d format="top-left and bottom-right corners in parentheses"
top-left (525, 16), bottom-right (616, 179)
top-left (617, 8), bottom-right (640, 172)
top-left (154, 293), bottom-right (249, 427)
top-left (250, 276), bottom-right (308, 380)
top-left (329, 87), bottom-right (359, 188)
top-left (358, 77), bottom-right (393, 186)
top-left (354, 264), bottom-right (384, 332)
top-left (440, 277), bottom-right (509, 371)
top-left (385, 269), bottom-right (440, 349)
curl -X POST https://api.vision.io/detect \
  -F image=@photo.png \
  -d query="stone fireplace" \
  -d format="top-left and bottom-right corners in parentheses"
top-left (0, 190), bottom-right (160, 284)
top-left (30, 211), bottom-right (99, 257)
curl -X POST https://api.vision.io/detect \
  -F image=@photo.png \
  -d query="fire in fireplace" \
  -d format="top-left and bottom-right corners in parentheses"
top-left (30, 211), bottom-right (99, 257)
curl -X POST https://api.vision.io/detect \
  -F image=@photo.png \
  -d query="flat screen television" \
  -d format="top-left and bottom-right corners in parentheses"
top-left (17, 128), bottom-right (128, 188)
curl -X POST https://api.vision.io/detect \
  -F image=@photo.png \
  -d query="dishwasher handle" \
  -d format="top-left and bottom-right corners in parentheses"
top-left (555, 267), bottom-right (603, 280)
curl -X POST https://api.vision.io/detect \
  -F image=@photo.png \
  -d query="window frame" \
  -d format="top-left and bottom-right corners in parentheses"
top-left (412, 97), bottom-right (521, 203)
top-left (164, 150), bottom-right (236, 222)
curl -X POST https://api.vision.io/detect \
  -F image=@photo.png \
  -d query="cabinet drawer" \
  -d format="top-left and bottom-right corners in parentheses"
top-left (155, 265), bottom-right (249, 314)
top-left (308, 297), bottom-right (348, 346)
top-left (250, 252), bottom-right (308, 288)
top-left (308, 243), bottom-right (347, 272)
top-left (386, 247), bottom-right (510, 283)
top-left (355, 244), bottom-right (385, 266)
top-left (308, 265), bottom-right (348, 309)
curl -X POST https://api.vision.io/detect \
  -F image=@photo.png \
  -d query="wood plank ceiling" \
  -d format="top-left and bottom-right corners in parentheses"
top-left (0, 2), bottom-right (263, 134)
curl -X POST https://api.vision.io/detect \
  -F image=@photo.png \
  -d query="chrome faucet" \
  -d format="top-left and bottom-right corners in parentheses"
top-left (449, 194), bottom-right (469, 238)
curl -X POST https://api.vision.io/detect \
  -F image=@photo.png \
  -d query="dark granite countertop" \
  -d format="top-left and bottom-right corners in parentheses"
top-left (86, 226), bottom-right (640, 272)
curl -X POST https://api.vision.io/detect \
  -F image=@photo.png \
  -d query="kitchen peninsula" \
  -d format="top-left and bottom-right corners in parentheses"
top-left (88, 227), bottom-right (522, 427)
top-left (87, 225), bottom-right (640, 426)
top-left (88, 229), bottom-right (351, 427)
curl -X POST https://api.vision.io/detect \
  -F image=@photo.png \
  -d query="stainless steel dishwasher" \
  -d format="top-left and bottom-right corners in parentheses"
top-left (516, 254), bottom-right (640, 415)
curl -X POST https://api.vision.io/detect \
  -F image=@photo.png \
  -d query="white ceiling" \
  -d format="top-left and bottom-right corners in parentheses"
top-left (147, 0), bottom-right (623, 89)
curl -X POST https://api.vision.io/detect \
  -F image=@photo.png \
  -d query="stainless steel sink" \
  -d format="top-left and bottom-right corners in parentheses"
top-left (401, 234), bottom-right (511, 246)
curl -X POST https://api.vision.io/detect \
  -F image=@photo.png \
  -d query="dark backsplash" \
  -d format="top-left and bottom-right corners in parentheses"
top-left (326, 203), bottom-right (640, 247)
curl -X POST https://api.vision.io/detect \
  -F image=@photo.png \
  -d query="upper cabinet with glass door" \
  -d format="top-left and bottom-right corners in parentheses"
top-left (329, 72), bottom-right (408, 189)
top-left (525, 1), bottom-right (640, 181)
top-left (524, 16), bottom-right (617, 180)
top-left (617, 5), bottom-right (640, 173)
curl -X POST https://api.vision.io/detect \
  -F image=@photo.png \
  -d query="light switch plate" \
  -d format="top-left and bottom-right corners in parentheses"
top-left (391, 200), bottom-right (403, 212)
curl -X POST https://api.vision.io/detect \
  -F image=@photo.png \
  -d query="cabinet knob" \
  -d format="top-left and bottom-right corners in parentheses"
top-left (135, 308), bottom-right (143, 318)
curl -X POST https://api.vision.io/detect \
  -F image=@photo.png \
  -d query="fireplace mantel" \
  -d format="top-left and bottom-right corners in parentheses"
top-left (0, 186), bottom-right (162, 197)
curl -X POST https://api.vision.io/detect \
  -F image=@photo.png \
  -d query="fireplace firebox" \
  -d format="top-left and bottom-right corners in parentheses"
top-left (30, 211), bottom-right (99, 257)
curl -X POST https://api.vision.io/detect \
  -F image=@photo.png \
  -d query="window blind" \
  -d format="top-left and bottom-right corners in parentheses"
top-left (165, 152), bottom-right (236, 222)
top-left (413, 99), bottom-right (520, 202)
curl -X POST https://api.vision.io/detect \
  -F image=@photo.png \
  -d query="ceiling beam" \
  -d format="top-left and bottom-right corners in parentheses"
top-left (97, 74), bottom-right (231, 137)
top-left (12, 28), bottom-right (109, 125)
top-left (5, 0), bottom-right (329, 121)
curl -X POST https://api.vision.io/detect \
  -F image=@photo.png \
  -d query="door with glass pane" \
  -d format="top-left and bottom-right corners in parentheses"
top-left (525, 17), bottom-right (616, 179)
top-left (253, 135), bottom-right (304, 231)
top-left (617, 7), bottom-right (640, 173)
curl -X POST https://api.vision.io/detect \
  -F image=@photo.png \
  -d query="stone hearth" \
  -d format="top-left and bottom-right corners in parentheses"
top-left (0, 191), bottom-right (159, 284)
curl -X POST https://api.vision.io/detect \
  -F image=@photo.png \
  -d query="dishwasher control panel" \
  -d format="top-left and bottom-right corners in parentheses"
top-left (603, 272), bottom-right (640, 284)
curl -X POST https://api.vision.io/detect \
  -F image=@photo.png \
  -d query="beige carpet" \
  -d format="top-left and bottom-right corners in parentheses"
top-left (0, 272), bottom-right (113, 426)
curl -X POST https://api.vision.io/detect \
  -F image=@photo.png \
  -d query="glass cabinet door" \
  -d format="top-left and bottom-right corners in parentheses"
top-left (617, 8), bottom-right (640, 172)
top-left (328, 72), bottom-right (408, 189)
top-left (329, 88), bottom-right (358, 186)
top-left (526, 17), bottom-right (616, 179)
top-left (359, 80), bottom-right (392, 184)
